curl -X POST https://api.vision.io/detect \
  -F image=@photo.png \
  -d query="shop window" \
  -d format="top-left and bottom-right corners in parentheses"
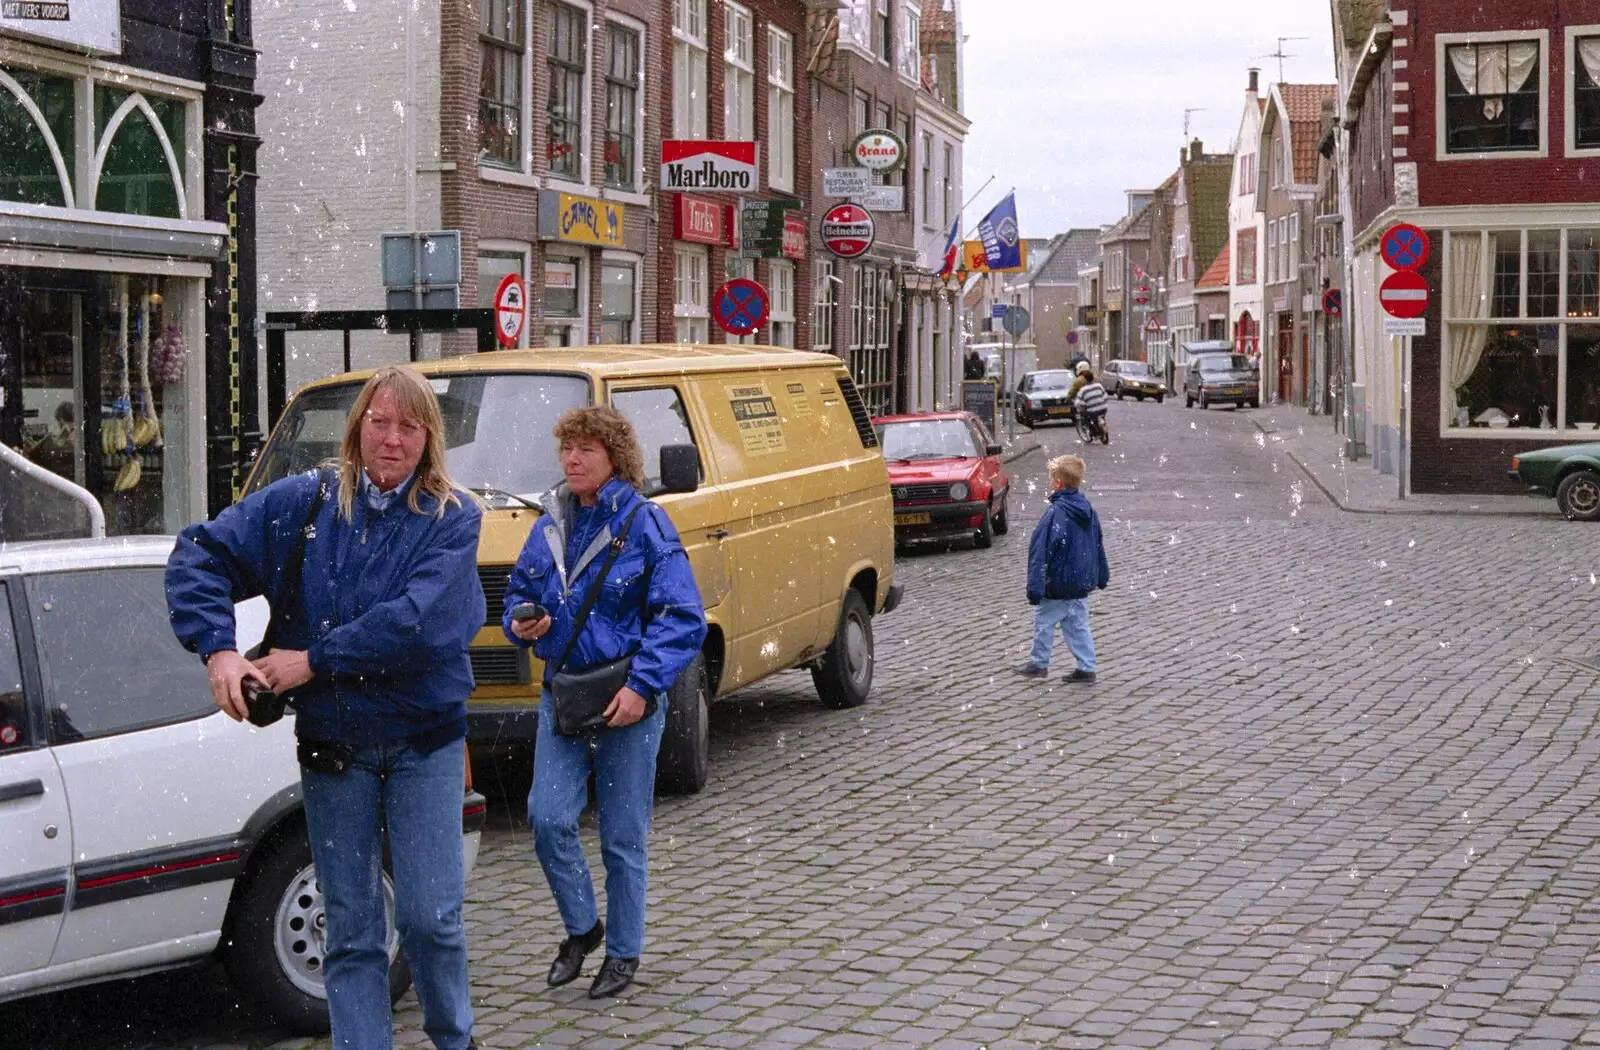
top-left (672, 0), bottom-right (707, 139)
top-left (600, 260), bottom-right (637, 343)
top-left (604, 23), bottom-right (641, 191)
top-left (1491, 231), bottom-right (1521, 317)
top-left (769, 260), bottom-right (795, 347)
top-left (674, 246), bottom-right (708, 343)
top-left (0, 68), bottom-right (74, 207)
top-left (547, 3), bottom-right (587, 180)
top-left (543, 257), bottom-right (583, 346)
top-left (1444, 40), bottom-right (1542, 154)
top-left (1568, 229), bottom-right (1600, 318)
top-left (94, 87), bottom-right (186, 219)
top-left (813, 259), bottom-right (836, 351)
top-left (1567, 325), bottom-right (1600, 427)
top-left (479, 0), bottom-right (525, 169)
top-left (1576, 36), bottom-right (1600, 150)
top-left (1529, 230), bottom-right (1560, 317)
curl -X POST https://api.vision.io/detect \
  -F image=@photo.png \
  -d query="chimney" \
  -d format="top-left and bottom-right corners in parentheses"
top-left (1180, 146), bottom-right (1189, 165)
top-left (1248, 68), bottom-right (1260, 94)
top-left (1191, 137), bottom-right (1204, 161)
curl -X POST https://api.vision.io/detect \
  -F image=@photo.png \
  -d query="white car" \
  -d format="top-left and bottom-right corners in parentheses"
top-left (0, 537), bottom-right (486, 1032)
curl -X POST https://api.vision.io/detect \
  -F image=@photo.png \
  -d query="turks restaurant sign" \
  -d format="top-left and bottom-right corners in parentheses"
top-left (661, 140), bottom-right (760, 192)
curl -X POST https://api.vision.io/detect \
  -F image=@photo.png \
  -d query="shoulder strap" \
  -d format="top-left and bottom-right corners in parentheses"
top-left (261, 470), bottom-right (330, 651)
top-left (549, 501), bottom-right (645, 678)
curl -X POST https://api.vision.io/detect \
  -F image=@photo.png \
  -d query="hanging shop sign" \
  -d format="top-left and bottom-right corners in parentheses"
top-left (673, 194), bottom-right (735, 247)
top-left (851, 129), bottom-right (907, 172)
top-left (854, 185), bottom-right (904, 212)
top-left (538, 190), bottom-right (625, 248)
top-left (961, 239), bottom-right (1029, 274)
top-left (820, 203), bottom-right (875, 259)
top-left (782, 216), bottom-right (807, 260)
top-left (661, 140), bottom-right (760, 192)
top-left (0, 0), bottom-right (120, 54)
top-left (823, 167), bottom-right (872, 198)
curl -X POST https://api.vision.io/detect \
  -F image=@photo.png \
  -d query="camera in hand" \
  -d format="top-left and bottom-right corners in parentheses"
top-left (511, 602), bottom-right (548, 622)
top-left (242, 678), bottom-right (286, 728)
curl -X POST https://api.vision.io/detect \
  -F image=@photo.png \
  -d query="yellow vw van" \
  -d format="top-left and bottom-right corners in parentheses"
top-left (244, 346), bottom-right (902, 793)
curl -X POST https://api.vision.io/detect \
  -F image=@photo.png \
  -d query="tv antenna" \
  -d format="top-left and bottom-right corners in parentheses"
top-left (1183, 107), bottom-right (1206, 140)
top-left (1261, 36), bottom-right (1308, 83)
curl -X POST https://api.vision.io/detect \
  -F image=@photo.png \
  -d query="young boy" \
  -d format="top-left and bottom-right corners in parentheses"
top-left (1014, 454), bottom-right (1110, 683)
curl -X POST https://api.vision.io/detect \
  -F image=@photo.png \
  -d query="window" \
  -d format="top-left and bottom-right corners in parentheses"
top-left (942, 143), bottom-right (954, 228)
top-left (872, 0), bottom-right (891, 63)
top-left (672, 0), bottom-right (708, 139)
top-left (479, 0), bottom-right (525, 168)
top-left (604, 23), bottom-right (641, 190)
top-left (814, 259), bottom-right (836, 350)
top-left (0, 68), bottom-right (75, 207)
top-left (1574, 33), bottom-right (1600, 150)
top-left (1271, 133), bottom-right (1287, 187)
top-left (611, 387), bottom-right (700, 488)
top-left (1443, 39), bottom-right (1542, 155)
top-left (919, 132), bottom-right (933, 227)
top-left (767, 27), bottom-right (794, 192)
top-left (850, 265), bottom-right (893, 414)
top-left (770, 260), bottom-right (795, 347)
top-left (723, 2), bottom-right (754, 141)
top-left (674, 246), bottom-right (709, 342)
top-left (1444, 228), bottom-right (1600, 431)
top-left (1267, 221), bottom-right (1279, 284)
top-left (0, 584), bottom-right (27, 755)
top-left (1289, 214), bottom-right (1301, 280)
top-left (600, 259), bottom-right (637, 343)
top-left (1107, 250), bottom-right (1123, 292)
top-left (1172, 232), bottom-right (1189, 283)
top-left (1237, 152), bottom-right (1255, 196)
top-left (32, 569), bottom-right (213, 742)
top-left (853, 91), bottom-right (870, 136)
top-left (898, 3), bottom-right (921, 82)
top-left (94, 86), bottom-right (187, 218)
top-left (479, 248), bottom-right (528, 346)
top-left (547, 3), bottom-right (587, 180)
top-left (895, 114), bottom-right (912, 196)
top-left (1237, 229), bottom-right (1257, 284)
top-left (543, 256), bottom-right (584, 346)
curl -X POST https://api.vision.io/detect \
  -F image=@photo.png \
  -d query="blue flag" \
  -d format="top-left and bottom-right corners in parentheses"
top-left (976, 192), bottom-right (1022, 271)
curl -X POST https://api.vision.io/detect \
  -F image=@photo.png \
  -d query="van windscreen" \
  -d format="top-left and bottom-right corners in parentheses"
top-left (249, 372), bottom-right (591, 505)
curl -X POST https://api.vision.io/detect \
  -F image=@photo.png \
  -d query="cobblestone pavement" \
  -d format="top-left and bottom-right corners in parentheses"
top-left (10, 400), bottom-right (1600, 1050)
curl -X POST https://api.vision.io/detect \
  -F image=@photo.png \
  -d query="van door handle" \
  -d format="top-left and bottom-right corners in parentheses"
top-left (0, 779), bottom-right (44, 805)
top-left (707, 528), bottom-right (730, 539)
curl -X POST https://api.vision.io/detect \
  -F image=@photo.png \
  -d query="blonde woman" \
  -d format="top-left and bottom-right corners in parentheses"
top-left (166, 365), bottom-right (484, 1050)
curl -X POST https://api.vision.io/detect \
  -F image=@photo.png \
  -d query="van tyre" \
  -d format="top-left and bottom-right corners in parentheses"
top-left (813, 590), bottom-right (873, 709)
top-left (1185, 394), bottom-right (1194, 408)
top-left (225, 831), bottom-right (409, 1034)
top-left (656, 653), bottom-right (710, 795)
top-left (975, 506), bottom-right (995, 549)
top-left (1557, 470), bottom-right (1600, 521)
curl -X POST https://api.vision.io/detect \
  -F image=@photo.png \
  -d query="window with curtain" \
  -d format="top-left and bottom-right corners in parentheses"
top-left (1576, 36), bottom-right (1600, 148)
top-left (723, 2), bottom-right (754, 142)
top-left (1444, 40), bottom-right (1541, 154)
top-left (604, 23), bottom-right (640, 190)
top-left (672, 0), bottom-right (707, 139)
top-left (767, 26), bottom-right (794, 192)
top-left (479, 0), bottom-right (524, 169)
top-left (547, 3), bottom-right (586, 179)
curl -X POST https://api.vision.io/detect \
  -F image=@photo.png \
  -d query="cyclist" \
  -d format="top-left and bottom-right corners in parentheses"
top-left (1074, 369), bottom-right (1110, 443)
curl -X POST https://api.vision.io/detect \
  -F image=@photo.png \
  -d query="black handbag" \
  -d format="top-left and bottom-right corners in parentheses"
top-left (548, 503), bottom-right (656, 737)
top-left (242, 470), bottom-right (330, 728)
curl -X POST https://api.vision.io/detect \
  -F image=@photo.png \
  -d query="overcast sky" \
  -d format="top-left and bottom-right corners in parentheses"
top-left (962, 0), bottom-right (1338, 236)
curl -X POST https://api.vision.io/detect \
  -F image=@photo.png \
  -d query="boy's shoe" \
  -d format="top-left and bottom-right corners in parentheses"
top-left (1012, 662), bottom-right (1048, 678)
top-left (1064, 669), bottom-right (1097, 684)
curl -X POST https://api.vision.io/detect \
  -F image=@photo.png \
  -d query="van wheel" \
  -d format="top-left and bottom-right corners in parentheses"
top-left (656, 654), bottom-right (709, 795)
top-left (1185, 394), bottom-right (1194, 408)
top-left (1156, 394), bottom-right (1164, 404)
top-left (974, 506), bottom-right (995, 549)
top-left (813, 590), bottom-right (873, 709)
top-left (225, 830), bottom-right (409, 1034)
top-left (993, 495), bottom-right (1010, 535)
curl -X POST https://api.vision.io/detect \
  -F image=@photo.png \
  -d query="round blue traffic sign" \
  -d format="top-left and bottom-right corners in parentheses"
top-left (1381, 223), bottom-right (1431, 271)
top-left (712, 278), bottom-right (770, 336)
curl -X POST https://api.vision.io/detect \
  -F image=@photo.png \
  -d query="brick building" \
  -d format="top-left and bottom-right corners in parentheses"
top-left (1096, 190), bottom-right (1159, 362)
top-left (1163, 141), bottom-right (1234, 378)
top-left (1016, 230), bottom-right (1102, 371)
top-left (1332, 0), bottom-right (1600, 493)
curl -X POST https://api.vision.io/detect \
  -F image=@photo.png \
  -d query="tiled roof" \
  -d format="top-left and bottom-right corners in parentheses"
top-left (1277, 84), bottom-right (1338, 183)
top-left (1188, 160), bottom-right (1234, 279)
top-left (1032, 229), bottom-right (1103, 284)
top-left (1196, 242), bottom-right (1230, 290)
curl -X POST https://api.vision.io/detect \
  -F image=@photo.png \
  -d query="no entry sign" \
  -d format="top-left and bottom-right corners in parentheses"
top-left (820, 203), bottom-right (875, 259)
top-left (1381, 223), bottom-right (1431, 271)
top-left (493, 273), bottom-right (526, 347)
top-left (1379, 270), bottom-right (1429, 319)
top-left (712, 278), bottom-right (770, 336)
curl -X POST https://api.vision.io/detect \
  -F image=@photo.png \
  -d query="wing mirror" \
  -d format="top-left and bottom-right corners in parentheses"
top-left (986, 443), bottom-right (1003, 456)
top-left (656, 444), bottom-right (700, 494)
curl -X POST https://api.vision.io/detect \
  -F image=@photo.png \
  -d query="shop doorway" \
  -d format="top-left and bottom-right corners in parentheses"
top-left (1277, 313), bottom-right (1295, 404)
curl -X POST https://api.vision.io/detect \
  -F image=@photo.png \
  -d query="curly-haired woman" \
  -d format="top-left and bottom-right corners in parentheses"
top-left (502, 405), bottom-right (706, 998)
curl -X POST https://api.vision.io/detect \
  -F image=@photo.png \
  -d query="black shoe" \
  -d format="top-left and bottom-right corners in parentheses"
top-left (547, 921), bottom-right (604, 987)
top-left (587, 955), bottom-right (639, 999)
top-left (1012, 662), bottom-right (1048, 678)
top-left (1064, 669), bottom-right (1097, 684)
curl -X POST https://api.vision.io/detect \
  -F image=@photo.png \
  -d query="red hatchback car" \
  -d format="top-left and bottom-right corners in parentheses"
top-left (873, 411), bottom-right (1011, 548)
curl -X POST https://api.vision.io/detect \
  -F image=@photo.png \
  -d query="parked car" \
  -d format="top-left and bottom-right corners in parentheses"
top-left (1104, 359), bottom-right (1166, 402)
top-left (1508, 442), bottom-right (1600, 520)
top-left (1184, 352), bottom-right (1261, 409)
top-left (874, 411), bottom-right (1011, 549)
top-left (1013, 369), bottom-right (1079, 428)
top-left (0, 537), bottom-right (487, 1032)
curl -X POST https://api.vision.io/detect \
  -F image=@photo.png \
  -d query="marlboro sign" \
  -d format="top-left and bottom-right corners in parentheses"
top-left (661, 140), bottom-right (760, 192)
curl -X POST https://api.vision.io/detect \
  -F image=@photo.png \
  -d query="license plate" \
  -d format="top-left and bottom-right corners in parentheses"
top-left (895, 512), bottom-right (932, 526)
top-left (1047, 406), bottom-right (1071, 415)
top-left (1223, 388), bottom-right (1245, 396)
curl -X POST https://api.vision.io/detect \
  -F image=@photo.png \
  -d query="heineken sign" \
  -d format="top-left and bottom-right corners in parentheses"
top-left (661, 140), bottom-right (760, 192)
top-left (851, 129), bottom-right (906, 173)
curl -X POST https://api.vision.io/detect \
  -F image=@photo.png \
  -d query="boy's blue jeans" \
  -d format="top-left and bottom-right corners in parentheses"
top-left (300, 737), bottom-right (474, 1050)
top-left (1030, 597), bottom-right (1096, 672)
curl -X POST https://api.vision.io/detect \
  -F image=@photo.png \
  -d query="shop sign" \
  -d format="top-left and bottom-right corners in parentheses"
top-left (674, 194), bottom-right (733, 247)
top-left (661, 140), bottom-right (760, 192)
top-left (820, 203), bottom-right (875, 259)
top-left (961, 239), bottom-right (1029, 274)
top-left (782, 215), bottom-right (807, 260)
top-left (538, 190), bottom-right (625, 248)
top-left (0, 0), bottom-right (120, 55)
top-left (851, 129), bottom-right (906, 172)
top-left (823, 167), bottom-right (871, 198)
top-left (854, 185), bottom-right (903, 212)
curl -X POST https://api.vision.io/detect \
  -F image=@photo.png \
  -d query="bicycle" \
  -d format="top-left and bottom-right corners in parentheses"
top-left (1076, 410), bottom-right (1110, 445)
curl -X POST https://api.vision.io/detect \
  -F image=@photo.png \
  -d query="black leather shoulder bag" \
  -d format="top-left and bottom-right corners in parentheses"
top-left (548, 502), bottom-right (656, 737)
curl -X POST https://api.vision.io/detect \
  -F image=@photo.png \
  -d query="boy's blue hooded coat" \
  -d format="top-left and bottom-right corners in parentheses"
top-left (1026, 488), bottom-right (1110, 603)
top-left (165, 470), bottom-right (486, 746)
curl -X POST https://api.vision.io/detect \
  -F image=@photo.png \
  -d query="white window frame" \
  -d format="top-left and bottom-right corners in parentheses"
top-left (814, 258), bottom-right (836, 350)
top-left (477, 0), bottom-right (529, 173)
top-left (674, 244), bottom-right (709, 343)
top-left (1565, 25), bottom-right (1600, 157)
top-left (769, 259), bottom-right (795, 347)
top-left (603, 15), bottom-right (646, 193)
top-left (542, 252), bottom-right (588, 347)
top-left (767, 25), bottom-right (794, 193)
top-left (600, 249), bottom-right (642, 344)
top-left (723, 1), bottom-right (754, 142)
top-left (478, 240), bottom-right (532, 348)
top-left (545, 0), bottom-right (593, 186)
top-left (919, 131), bottom-right (934, 229)
top-left (1435, 29), bottom-right (1550, 162)
top-left (898, 2), bottom-right (920, 84)
top-left (672, 0), bottom-right (708, 140)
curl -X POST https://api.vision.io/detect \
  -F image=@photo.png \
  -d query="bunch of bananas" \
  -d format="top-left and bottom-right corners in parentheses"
top-left (114, 456), bottom-right (142, 492)
top-left (131, 414), bottom-right (161, 448)
top-left (101, 416), bottom-right (129, 455)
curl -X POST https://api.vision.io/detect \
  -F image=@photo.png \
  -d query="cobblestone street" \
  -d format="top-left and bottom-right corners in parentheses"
top-left (10, 401), bottom-right (1600, 1050)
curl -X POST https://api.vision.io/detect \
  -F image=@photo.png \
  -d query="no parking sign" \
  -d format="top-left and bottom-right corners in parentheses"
top-left (712, 278), bottom-right (770, 336)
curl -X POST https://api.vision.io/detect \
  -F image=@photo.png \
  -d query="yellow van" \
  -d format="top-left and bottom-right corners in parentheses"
top-left (243, 346), bottom-right (903, 793)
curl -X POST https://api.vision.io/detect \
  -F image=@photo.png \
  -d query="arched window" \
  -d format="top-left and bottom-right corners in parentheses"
top-left (0, 67), bottom-right (75, 207)
top-left (91, 86), bottom-right (187, 219)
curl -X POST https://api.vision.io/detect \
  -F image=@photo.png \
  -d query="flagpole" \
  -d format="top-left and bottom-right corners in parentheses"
top-left (917, 175), bottom-right (999, 259)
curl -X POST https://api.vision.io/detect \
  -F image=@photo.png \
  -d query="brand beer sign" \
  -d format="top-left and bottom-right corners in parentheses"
top-left (661, 140), bottom-right (760, 192)
top-left (851, 129), bottom-right (906, 172)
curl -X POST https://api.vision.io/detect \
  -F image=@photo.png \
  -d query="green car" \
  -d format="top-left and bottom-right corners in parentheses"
top-left (1508, 442), bottom-right (1600, 521)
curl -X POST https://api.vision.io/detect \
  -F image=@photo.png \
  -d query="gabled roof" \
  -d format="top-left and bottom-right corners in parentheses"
top-left (1273, 84), bottom-right (1338, 183)
top-left (1187, 160), bottom-right (1234, 278)
top-left (1031, 229), bottom-right (1103, 285)
top-left (1196, 242), bottom-right (1230, 290)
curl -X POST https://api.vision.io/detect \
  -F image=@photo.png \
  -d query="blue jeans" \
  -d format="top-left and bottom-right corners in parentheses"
top-left (301, 738), bottom-right (473, 1050)
top-left (529, 691), bottom-right (666, 960)
top-left (1030, 597), bottom-right (1096, 672)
